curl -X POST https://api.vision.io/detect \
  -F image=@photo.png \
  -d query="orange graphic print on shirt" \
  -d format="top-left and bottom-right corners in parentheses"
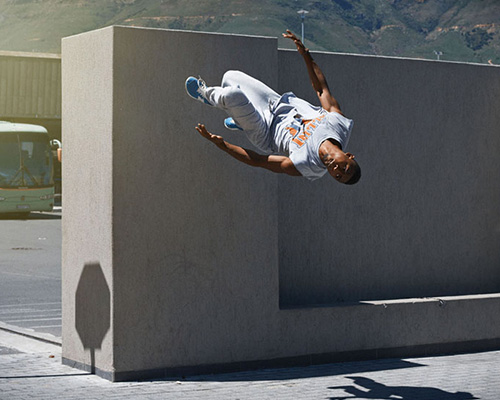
top-left (289, 114), bottom-right (326, 148)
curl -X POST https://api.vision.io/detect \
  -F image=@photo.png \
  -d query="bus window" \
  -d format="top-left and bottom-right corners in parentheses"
top-left (0, 135), bottom-right (19, 188)
top-left (21, 142), bottom-right (34, 158)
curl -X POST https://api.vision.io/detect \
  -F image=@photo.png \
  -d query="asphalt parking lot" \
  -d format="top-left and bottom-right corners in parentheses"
top-left (0, 208), bottom-right (62, 342)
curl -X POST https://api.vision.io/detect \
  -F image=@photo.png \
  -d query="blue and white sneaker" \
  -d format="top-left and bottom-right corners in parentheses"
top-left (185, 76), bottom-right (213, 106)
top-left (224, 117), bottom-right (243, 131)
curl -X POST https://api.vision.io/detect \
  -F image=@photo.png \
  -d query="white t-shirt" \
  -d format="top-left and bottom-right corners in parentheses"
top-left (270, 92), bottom-right (354, 180)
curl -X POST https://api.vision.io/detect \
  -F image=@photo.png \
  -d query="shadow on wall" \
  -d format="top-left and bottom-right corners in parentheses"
top-left (75, 262), bottom-right (110, 374)
top-left (328, 376), bottom-right (478, 400)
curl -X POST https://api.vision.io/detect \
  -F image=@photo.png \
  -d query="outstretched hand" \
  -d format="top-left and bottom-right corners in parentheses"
top-left (282, 29), bottom-right (308, 55)
top-left (195, 123), bottom-right (225, 147)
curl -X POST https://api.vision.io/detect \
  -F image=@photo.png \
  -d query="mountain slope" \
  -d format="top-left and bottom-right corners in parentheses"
top-left (0, 0), bottom-right (498, 64)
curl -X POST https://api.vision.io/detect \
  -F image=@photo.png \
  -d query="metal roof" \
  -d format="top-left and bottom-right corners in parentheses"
top-left (0, 50), bottom-right (60, 59)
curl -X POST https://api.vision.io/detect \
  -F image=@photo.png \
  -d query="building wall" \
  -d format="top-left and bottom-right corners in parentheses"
top-left (278, 50), bottom-right (500, 306)
top-left (62, 26), bottom-right (500, 381)
top-left (0, 51), bottom-right (61, 139)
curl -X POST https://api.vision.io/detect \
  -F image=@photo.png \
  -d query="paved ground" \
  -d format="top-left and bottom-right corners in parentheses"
top-left (0, 329), bottom-right (498, 400)
top-left (0, 208), bottom-right (62, 339)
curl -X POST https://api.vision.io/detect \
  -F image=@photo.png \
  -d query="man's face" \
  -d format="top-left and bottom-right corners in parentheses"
top-left (326, 152), bottom-right (356, 183)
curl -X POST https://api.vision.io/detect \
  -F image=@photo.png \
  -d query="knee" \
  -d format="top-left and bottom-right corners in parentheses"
top-left (221, 87), bottom-right (248, 108)
top-left (222, 70), bottom-right (244, 87)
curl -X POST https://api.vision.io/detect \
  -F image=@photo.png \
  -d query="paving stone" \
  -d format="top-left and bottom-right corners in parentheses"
top-left (0, 330), bottom-right (499, 400)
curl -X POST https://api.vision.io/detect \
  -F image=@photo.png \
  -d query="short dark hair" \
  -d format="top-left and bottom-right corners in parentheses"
top-left (344, 160), bottom-right (361, 185)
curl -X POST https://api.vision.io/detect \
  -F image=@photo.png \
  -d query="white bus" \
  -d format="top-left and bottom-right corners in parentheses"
top-left (0, 121), bottom-right (56, 214)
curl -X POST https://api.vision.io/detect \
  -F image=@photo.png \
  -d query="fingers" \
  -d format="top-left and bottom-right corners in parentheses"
top-left (282, 29), bottom-right (308, 54)
top-left (195, 123), bottom-right (207, 133)
top-left (195, 123), bottom-right (209, 138)
top-left (195, 124), bottom-right (224, 143)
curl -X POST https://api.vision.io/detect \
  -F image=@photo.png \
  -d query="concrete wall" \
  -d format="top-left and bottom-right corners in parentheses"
top-left (62, 27), bottom-right (114, 375)
top-left (278, 50), bottom-right (500, 306)
top-left (62, 26), bottom-right (500, 381)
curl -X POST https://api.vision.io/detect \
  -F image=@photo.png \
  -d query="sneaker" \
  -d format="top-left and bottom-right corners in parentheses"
top-left (224, 117), bottom-right (243, 131)
top-left (185, 76), bottom-right (213, 106)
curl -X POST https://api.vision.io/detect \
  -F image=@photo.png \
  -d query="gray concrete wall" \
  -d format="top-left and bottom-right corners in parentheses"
top-left (278, 50), bottom-right (500, 306)
top-left (62, 26), bottom-right (500, 381)
top-left (62, 27), bottom-right (114, 375)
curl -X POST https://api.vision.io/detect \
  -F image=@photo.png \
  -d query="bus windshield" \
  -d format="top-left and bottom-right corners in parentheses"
top-left (0, 132), bottom-right (53, 188)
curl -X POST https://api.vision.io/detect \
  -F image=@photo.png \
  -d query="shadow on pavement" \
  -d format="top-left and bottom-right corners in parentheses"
top-left (328, 376), bottom-right (478, 400)
top-left (153, 358), bottom-right (425, 383)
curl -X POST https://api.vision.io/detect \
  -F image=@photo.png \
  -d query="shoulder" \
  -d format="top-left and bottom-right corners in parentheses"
top-left (325, 107), bottom-right (346, 118)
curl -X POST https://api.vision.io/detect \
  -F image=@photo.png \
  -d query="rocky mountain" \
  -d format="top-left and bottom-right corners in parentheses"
top-left (0, 0), bottom-right (498, 64)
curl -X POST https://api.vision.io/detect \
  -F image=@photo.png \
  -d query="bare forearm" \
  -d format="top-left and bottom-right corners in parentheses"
top-left (302, 50), bottom-right (342, 113)
top-left (283, 30), bottom-right (342, 113)
top-left (215, 140), bottom-right (265, 168)
top-left (302, 51), bottom-right (329, 94)
top-left (217, 141), bottom-right (300, 175)
top-left (196, 123), bottom-right (265, 168)
top-left (195, 123), bottom-right (300, 176)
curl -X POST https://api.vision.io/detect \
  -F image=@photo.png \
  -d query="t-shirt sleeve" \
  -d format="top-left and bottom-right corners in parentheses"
top-left (289, 146), bottom-right (328, 181)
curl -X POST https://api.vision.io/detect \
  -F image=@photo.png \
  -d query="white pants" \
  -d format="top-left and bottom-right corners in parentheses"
top-left (205, 71), bottom-right (280, 153)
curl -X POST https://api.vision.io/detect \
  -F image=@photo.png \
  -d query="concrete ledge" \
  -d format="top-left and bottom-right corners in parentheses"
top-left (63, 293), bottom-right (500, 381)
top-left (280, 293), bottom-right (500, 309)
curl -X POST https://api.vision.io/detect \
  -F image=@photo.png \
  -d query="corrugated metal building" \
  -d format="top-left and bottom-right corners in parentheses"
top-left (0, 50), bottom-right (61, 139)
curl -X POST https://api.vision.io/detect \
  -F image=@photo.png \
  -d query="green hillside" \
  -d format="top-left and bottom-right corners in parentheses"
top-left (0, 0), bottom-right (499, 64)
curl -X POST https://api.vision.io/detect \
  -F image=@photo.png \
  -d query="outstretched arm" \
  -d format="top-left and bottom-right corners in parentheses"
top-left (195, 124), bottom-right (301, 176)
top-left (282, 30), bottom-right (343, 115)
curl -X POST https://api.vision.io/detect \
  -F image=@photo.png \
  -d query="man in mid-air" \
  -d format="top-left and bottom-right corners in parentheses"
top-left (185, 30), bottom-right (361, 184)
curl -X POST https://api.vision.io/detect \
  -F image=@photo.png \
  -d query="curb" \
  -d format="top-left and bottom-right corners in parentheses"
top-left (0, 321), bottom-right (62, 347)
